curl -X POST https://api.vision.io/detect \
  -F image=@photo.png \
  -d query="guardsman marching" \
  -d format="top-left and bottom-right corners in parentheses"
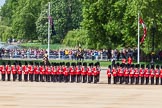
top-left (150, 65), bottom-right (155, 85)
top-left (46, 63), bottom-right (51, 82)
top-left (81, 62), bottom-right (88, 83)
top-left (39, 62), bottom-right (45, 82)
top-left (63, 62), bottom-right (70, 82)
top-left (17, 62), bottom-right (22, 81)
top-left (34, 62), bottom-right (40, 82)
top-left (155, 65), bottom-right (160, 85)
top-left (128, 56), bottom-right (132, 65)
top-left (139, 64), bottom-right (145, 85)
top-left (96, 62), bottom-right (100, 83)
top-left (6, 61), bottom-right (11, 81)
top-left (1, 62), bottom-right (6, 81)
top-left (160, 66), bottom-right (162, 85)
top-left (29, 62), bottom-right (34, 82)
top-left (129, 64), bottom-right (135, 84)
top-left (145, 65), bottom-right (150, 85)
top-left (112, 64), bottom-right (117, 84)
top-left (51, 63), bottom-right (55, 82)
top-left (107, 65), bottom-right (112, 84)
top-left (93, 63), bottom-right (99, 83)
top-left (12, 62), bottom-right (17, 81)
top-left (70, 63), bottom-right (76, 83)
top-left (87, 63), bottom-right (93, 83)
top-left (23, 61), bottom-right (29, 81)
top-left (76, 62), bottom-right (82, 83)
top-left (53, 63), bottom-right (58, 82)
top-left (118, 64), bottom-right (124, 84)
top-left (124, 64), bottom-right (129, 84)
top-left (134, 64), bottom-right (139, 84)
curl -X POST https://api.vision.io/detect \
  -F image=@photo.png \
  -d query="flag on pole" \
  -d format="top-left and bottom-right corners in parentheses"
top-left (139, 17), bottom-right (147, 44)
top-left (48, 16), bottom-right (56, 35)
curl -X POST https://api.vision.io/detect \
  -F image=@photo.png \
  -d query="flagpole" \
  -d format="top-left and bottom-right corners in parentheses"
top-left (48, 2), bottom-right (50, 59)
top-left (137, 12), bottom-right (140, 64)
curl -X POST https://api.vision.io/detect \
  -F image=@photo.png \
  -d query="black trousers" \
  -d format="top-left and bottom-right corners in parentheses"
top-left (7, 74), bottom-right (11, 81)
top-left (18, 74), bottom-right (22, 81)
top-left (82, 75), bottom-right (87, 83)
top-left (24, 74), bottom-right (28, 81)
top-left (146, 77), bottom-right (149, 85)
top-left (151, 77), bottom-right (154, 85)
top-left (135, 77), bottom-right (139, 84)
top-left (2, 74), bottom-right (5, 81)
top-left (141, 77), bottom-right (144, 85)
top-left (13, 74), bottom-right (17, 81)
top-left (29, 74), bottom-right (33, 82)
top-left (156, 77), bottom-right (159, 85)
top-left (130, 77), bottom-right (134, 84)
top-left (113, 76), bottom-right (117, 84)
top-left (88, 75), bottom-right (93, 83)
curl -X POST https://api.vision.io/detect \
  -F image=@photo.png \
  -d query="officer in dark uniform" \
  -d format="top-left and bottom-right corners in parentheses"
top-left (43, 51), bottom-right (49, 66)
top-left (107, 65), bottom-right (112, 84)
top-left (7, 61), bottom-right (11, 81)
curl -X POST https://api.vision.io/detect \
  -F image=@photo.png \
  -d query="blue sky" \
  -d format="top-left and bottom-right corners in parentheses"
top-left (0, 0), bottom-right (6, 7)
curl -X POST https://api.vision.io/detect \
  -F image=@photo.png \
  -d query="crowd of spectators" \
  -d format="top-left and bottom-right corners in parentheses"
top-left (0, 47), bottom-right (162, 61)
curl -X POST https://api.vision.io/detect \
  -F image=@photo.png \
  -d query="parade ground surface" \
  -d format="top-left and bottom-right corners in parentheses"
top-left (0, 69), bottom-right (162, 108)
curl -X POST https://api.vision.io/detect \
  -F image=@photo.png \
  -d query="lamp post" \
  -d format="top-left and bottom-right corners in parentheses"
top-left (150, 21), bottom-right (156, 64)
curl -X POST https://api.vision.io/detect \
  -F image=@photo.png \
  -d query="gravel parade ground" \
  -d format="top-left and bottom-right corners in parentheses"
top-left (0, 69), bottom-right (162, 108)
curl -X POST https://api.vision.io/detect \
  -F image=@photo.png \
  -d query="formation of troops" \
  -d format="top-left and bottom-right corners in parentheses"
top-left (0, 61), bottom-right (100, 83)
top-left (107, 63), bottom-right (162, 85)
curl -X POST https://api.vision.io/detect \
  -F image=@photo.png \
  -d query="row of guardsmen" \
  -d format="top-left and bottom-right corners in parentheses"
top-left (107, 63), bottom-right (162, 85)
top-left (0, 61), bottom-right (100, 83)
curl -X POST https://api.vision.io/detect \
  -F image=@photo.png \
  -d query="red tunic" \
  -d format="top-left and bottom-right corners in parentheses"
top-left (139, 68), bottom-right (144, 77)
top-left (28, 65), bottom-right (34, 74)
top-left (150, 69), bottom-right (155, 78)
top-left (1, 66), bottom-right (6, 74)
top-left (76, 66), bottom-right (81, 75)
top-left (129, 68), bottom-right (134, 77)
top-left (112, 68), bottom-right (117, 77)
top-left (144, 69), bottom-right (150, 78)
top-left (134, 69), bottom-right (139, 78)
top-left (118, 68), bottom-right (123, 77)
top-left (87, 67), bottom-right (93, 76)
top-left (107, 68), bottom-right (111, 77)
top-left (70, 67), bottom-right (75, 75)
top-left (23, 65), bottom-right (28, 75)
top-left (12, 66), bottom-right (17, 75)
top-left (81, 66), bottom-right (87, 76)
top-left (6, 65), bottom-right (11, 74)
top-left (160, 69), bottom-right (162, 78)
top-left (155, 69), bottom-right (160, 78)
top-left (63, 67), bottom-right (69, 76)
top-left (17, 65), bottom-right (22, 75)
top-left (124, 68), bottom-right (129, 77)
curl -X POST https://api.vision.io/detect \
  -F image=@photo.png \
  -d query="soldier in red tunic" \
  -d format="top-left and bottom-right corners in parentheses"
top-left (145, 65), bottom-right (150, 85)
top-left (17, 62), bottom-right (22, 81)
top-left (93, 63), bottom-right (99, 83)
top-left (150, 65), bottom-right (155, 85)
top-left (70, 63), bottom-right (76, 83)
top-left (129, 64), bottom-right (135, 84)
top-left (112, 64), bottom-right (117, 84)
top-left (39, 62), bottom-right (45, 82)
top-left (87, 63), bottom-right (93, 83)
top-left (134, 64), bottom-right (139, 84)
top-left (81, 62), bottom-right (88, 83)
top-left (107, 65), bottom-right (112, 84)
top-left (53, 63), bottom-right (58, 82)
top-left (0, 63), bottom-right (2, 81)
top-left (63, 62), bottom-right (70, 82)
top-left (12, 62), bottom-right (17, 81)
top-left (6, 61), bottom-right (11, 81)
top-left (28, 62), bottom-right (34, 82)
top-left (1, 62), bottom-right (6, 81)
top-left (34, 62), bottom-right (40, 82)
top-left (118, 64), bottom-right (124, 84)
top-left (124, 64), bottom-right (129, 84)
top-left (160, 66), bottom-right (162, 85)
top-left (76, 62), bottom-right (82, 83)
top-left (155, 65), bottom-right (160, 85)
top-left (23, 61), bottom-right (29, 81)
top-left (139, 64), bottom-right (145, 85)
